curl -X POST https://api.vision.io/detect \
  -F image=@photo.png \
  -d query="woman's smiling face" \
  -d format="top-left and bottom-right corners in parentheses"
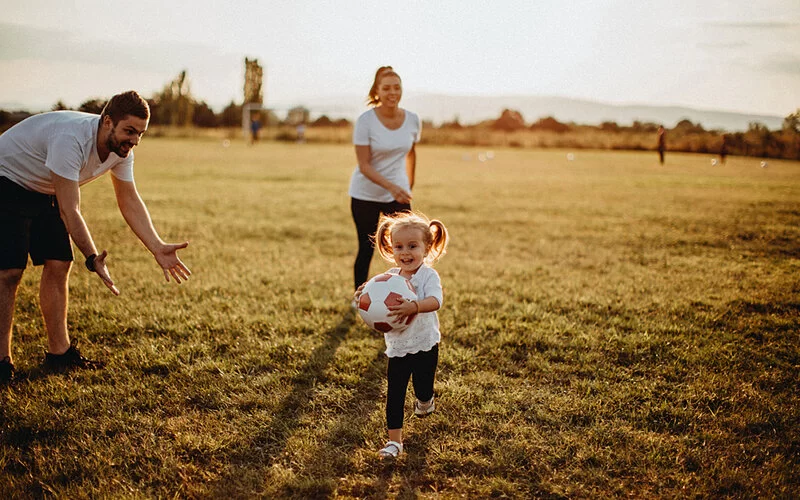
top-left (377, 75), bottom-right (402, 108)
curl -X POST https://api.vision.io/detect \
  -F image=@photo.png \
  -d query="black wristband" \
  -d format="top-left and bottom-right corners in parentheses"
top-left (85, 254), bottom-right (97, 272)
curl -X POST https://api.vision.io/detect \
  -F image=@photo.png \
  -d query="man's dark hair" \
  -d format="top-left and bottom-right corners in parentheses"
top-left (100, 90), bottom-right (150, 124)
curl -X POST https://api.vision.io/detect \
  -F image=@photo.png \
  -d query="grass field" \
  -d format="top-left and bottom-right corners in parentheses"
top-left (1, 138), bottom-right (798, 498)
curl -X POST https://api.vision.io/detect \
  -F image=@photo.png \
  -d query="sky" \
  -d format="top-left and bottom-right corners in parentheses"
top-left (1, 0), bottom-right (798, 119)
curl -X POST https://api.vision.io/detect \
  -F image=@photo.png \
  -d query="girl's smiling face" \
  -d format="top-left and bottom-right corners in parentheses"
top-left (391, 226), bottom-right (427, 275)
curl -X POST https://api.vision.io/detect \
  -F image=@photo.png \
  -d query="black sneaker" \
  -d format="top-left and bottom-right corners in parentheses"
top-left (0, 356), bottom-right (14, 383)
top-left (44, 343), bottom-right (105, 372)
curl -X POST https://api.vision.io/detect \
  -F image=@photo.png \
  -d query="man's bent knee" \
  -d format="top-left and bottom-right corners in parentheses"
top-left (42, 260), bottom-right (72, 277)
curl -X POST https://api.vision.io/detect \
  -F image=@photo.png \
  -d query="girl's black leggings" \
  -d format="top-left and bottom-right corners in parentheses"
top-left (386, 344), bottom-right (439, 430)
top-left (350, 197), bottom-right (411, 289)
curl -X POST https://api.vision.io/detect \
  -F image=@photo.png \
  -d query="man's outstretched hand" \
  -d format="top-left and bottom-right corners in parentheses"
top-left (154, 242), bottom-right (192, 284)
top-left (93, 250), bottom-right (120, 296)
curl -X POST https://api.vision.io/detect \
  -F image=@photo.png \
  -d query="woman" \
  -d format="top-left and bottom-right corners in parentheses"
top-left (349, 66), bottom-right (422, 290)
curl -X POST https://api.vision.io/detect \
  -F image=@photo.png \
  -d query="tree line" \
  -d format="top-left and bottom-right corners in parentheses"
top-left (1, 69), bottom-right (798, 160)
top-left (0, 98), bottom-right (347, 130)
top-left (434, 109), bottom-right (800, 161)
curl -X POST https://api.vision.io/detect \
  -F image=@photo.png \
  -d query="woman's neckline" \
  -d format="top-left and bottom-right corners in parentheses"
top-left (373, 107), bottom-right (407, 131)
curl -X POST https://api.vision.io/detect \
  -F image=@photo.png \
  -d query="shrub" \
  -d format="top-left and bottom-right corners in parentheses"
top-left (492, 109), bottom-right (526, 131)
top-left (530, 116), bottom-right (570, 133)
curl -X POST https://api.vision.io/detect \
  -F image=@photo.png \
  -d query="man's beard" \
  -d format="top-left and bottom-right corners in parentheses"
top-left (107, 128), bottom-right (134, 157)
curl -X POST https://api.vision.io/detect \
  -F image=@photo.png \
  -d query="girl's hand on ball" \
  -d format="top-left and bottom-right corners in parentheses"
top-left (388, 299), bottom-right (418, 320)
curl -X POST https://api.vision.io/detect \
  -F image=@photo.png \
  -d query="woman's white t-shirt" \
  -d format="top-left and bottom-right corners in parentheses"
top-left (383, 264), bottom-right (443, 358)
top-left (348, 108), bottom-right (421, 203)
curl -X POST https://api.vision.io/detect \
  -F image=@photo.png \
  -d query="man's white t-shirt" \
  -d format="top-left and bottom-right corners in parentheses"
top-left (0, 111), bottom-right (134, 195)
top-left (348, 108), bottom-right (421, 203)
top-left (383, 264), bottom-right (443, 358)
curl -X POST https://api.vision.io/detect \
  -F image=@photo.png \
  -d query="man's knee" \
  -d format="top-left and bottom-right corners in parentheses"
top-left (42, 260), bottom-right (72, 280)
top-left (0, 268), bottom-right (24, 289)
top-left (43, 260), bottom-right (72, 272)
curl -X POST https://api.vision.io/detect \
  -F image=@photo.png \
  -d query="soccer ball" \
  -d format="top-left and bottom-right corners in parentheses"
top-left (711, 158), bottom-right (717, 166)
top-left (357, 274), bottom-right (418, 333)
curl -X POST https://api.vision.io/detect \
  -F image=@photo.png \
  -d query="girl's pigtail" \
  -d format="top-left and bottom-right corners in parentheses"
top-left (426, 220), bottom-right (449, 263)
top-left (373, 217), bottom-right (395, 263)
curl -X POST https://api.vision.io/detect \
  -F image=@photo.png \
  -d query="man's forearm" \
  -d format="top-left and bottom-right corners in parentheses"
top-left (59, 208), bottom-right (98, 259)
top-left (118, 197), bottom-right (164, 253)
top-left (52, 174), bottom-right (97, 259)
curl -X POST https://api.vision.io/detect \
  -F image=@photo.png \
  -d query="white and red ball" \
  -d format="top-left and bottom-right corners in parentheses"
top-left (357, 273), bottom-right (418, 333)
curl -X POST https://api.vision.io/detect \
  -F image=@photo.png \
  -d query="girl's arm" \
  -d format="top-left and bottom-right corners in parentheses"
top-left (388, 296), bottom-right (440, 319)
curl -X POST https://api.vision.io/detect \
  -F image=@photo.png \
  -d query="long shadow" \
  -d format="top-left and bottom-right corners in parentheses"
top-left (208, 310), bottom-right (356, 494)
top-left (314, 346), bottom-right (393, 498)
top-left (372, 396), bottom-right (436, 499)
top-left (306, 349), bottom-right (436, 499)
top-left (208, 309), bottom-right (438, 497)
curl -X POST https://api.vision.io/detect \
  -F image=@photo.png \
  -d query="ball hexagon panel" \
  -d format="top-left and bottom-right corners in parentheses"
top-left (357, 273), bottom-right (418, 334)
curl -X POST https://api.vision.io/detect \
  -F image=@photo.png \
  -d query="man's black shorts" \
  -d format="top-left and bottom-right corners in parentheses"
top-left (0, 176), bottom-right (73, 269)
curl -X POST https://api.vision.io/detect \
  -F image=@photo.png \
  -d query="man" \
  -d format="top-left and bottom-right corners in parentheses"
top-left (0, 90), bottom-right (191, 382)
top-left (720, 134), bottom-right (728, 165)
top-left (657, 125), bottom-right (666, 165)
top-left (250, 116), bottom-right (261, 144)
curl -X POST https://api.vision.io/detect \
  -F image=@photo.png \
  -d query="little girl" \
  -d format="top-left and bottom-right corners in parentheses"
top-left (356, 210), bottom-right (449, 458)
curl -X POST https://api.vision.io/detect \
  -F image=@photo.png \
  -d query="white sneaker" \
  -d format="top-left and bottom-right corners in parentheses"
top-left (414, 396), bottom-right (435, 417)
top-left (378, 440), bottom-right (403, 458)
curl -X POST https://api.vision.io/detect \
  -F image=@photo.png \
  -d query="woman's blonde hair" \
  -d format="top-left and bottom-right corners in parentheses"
top-left (366, 66), bottom-right (401, 107)
top-left (373, 211), bottom-right (449, 265)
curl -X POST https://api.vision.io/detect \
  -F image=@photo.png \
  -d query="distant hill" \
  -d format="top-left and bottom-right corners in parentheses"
top-left (288, 93), bottom-right (785, 132)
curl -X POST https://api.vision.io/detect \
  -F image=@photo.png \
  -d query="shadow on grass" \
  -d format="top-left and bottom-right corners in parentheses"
top-left (208, 310), bottom-right (360, 495)
top-left (269, 347), bottom-right (438, 499)
top-left (309, 350), bottom-right (436, 499)
top-left (1, 362), bottom-right (102, 386)
top-left (304, 349), bottom-right (439, 499)
top-left (206, 309), bottom-right (438, 498)
top-left (365, 423), bottom-right (435, 499)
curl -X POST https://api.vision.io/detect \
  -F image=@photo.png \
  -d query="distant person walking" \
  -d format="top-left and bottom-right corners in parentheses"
top-left (348, 66), bottom-right (422, 291)
top-left (720, 135), bottom-right (728, 165)
top-left (250, 116), bottom-right (262, 144)
top-left (0, 91), bottom-right (191, 382)
top-left (657, 125), bottom-right (666, 164)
